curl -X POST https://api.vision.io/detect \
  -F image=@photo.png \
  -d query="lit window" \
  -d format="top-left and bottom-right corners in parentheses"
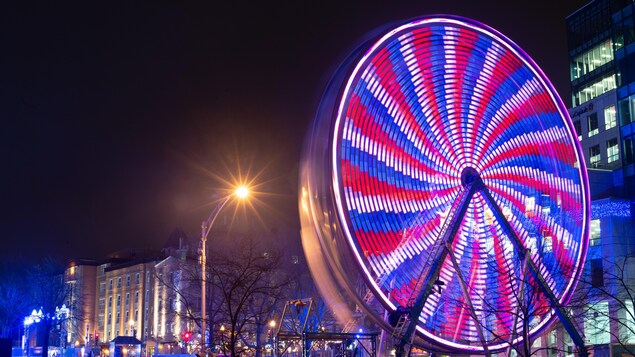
top-left (590, 219), bottom-right (601, 246)
top-left (574, 74), bottom-right (616, 106)
top-left (584, 301), bottom-right (610, 344)
top-left (607, 138), bottom-right (619, 163)
top-left (589, 145), bottom-right (601, 167)
top-left (620, 301), bottom-right (635, 344)
top-left (542, 234), bottom-right (552, 253)
top-left (604, 105), bottom-right (616, 129)
top-left (570, 41), bottom-right (613, 80)
top-left (588, 113), bottom-right (599, 137)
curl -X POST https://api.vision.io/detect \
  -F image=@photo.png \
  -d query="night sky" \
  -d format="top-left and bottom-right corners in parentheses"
top-left (1, 1), bottom-right (590, 262)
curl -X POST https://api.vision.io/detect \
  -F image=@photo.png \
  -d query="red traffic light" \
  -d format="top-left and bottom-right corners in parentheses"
top-left (182, 331), bottom-right (191, 342)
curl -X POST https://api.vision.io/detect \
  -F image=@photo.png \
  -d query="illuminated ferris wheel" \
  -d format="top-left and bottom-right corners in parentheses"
top-left (300, 16), bottom-right (590, 355)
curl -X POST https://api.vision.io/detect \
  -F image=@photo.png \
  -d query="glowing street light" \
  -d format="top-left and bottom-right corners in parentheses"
top-left (235, 185), bottom-right (249, 199)
top-left (200, 186), bottom-right (249, 355)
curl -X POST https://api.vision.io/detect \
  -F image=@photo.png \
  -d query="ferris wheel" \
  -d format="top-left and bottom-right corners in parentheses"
top-left (300, 16), bottom-right (590, 355)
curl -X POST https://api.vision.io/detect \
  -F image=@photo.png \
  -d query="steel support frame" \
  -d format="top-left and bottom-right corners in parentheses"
top-left (395, 177), bottom-right (587, 357)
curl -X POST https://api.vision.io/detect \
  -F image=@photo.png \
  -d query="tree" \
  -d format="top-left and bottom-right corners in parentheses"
top-left (209, 237), bottom-right (289, 357)
top-left (572, 255), bottom-right (635, 356)
top-left (0, 259), bottom-right (30, 339)
top-left (445, 244), bottom-right (581, 357)
top-left (27, 257), bottom-right (78, 357)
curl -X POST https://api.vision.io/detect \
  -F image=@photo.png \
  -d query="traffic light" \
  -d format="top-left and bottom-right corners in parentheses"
top-left (182, 331), bottom-right (192, 342)
top-left (95, 332), bottom-right (99, 345)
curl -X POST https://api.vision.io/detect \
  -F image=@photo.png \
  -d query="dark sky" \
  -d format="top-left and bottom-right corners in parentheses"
top-left (1, 1), bottom-right (590, 262)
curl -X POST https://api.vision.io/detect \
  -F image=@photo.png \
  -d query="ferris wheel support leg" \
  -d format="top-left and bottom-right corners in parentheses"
top-left (395, 184), bottom-right (478, 357)
top-left (443, 242), bottom-right (491, 356)
top-left (480, 188), bottom-right (588, 357)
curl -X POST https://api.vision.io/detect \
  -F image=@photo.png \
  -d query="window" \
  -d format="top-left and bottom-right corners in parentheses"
top-left (108, 314), bottom-right (111, 325)
top-left (607, 138), bottom-right (619, 163)
top-left (585, 301), bottom-right (610, 344)
top-left (100, 282), bottom-right (106, 294)
top-left (590, 219), bottom-right (601, 246)
top-left (135, 291), bottom-right (139, 303)
top-left (136, 273), bottom-right (140, 285)
top-left (570, 40), bottom-right (614, 80)
top-left (574, 120), bottom-right (582, 141)
top-left (588, 113), bottom-right (599, 137)
top-left (125, 293), bottom-right (130, 306)
top-left (619, 97), bottom-right (633, 125)
top-left (604, 105), bottom-right (616, 129)
top-left (99, 298), bottom-right (105, 310)
top-left (625, 136), bottom-right (635, 164)
top-left (620, 300), bottom-right (635, 344)
top-left (589, 145), bottom-right (601, 166)
top-left (591, 258), bottom-right (604, 287)
top-left (542, 234), bottom-right (553, 253)
top-left (574, 74), bottom-right (616, 106)
top-left (108, 296), bottom-right (112, 308)
top-left (126, 275), bottom-right (130, 287)
top-left (117, 277), bottom-right (121, 288)
top-left (116, 311), bottom-right (120, 323)
top-left (117, 294), bottom-right (121, 307)
top-left (109, 279), bottom-right (113, 290)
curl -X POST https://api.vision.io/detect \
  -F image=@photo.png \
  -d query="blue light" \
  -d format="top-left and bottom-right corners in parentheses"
top-left (591, 200), bottom-right (631, 219)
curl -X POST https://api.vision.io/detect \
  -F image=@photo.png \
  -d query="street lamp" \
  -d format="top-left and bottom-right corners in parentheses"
top-left (268, 320), bottom-right (276, 357)
top-left (219, 325), bottom-right (226, 356)
top-left (200, 186), bottom-right (249, 355)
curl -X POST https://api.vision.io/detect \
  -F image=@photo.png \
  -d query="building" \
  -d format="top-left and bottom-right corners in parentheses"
top-left (65, 259), bottom-right (98, 348)
top-left (533, 2), bottom-right (635, 356)
top-left (57, 234), bottom-right (204, 357)
top-left (567, 0), bottom-right (634, 196)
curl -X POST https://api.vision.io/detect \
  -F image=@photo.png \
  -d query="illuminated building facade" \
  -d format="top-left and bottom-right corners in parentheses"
top-left (65, 259), bottom-right (98, 348)
top-left (152, 255), bottom-right (199, 355)
top-left (536, 2), bottom-right (635, 355)
top-left (567, 0), bottom-right (634, 192)
top-left (58, 236), bottom-right (202, 356)
top-left (100, 258), bottom-right (157, 344)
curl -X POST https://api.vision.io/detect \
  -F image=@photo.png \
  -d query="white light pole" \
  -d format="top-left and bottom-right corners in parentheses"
top-left (200, 186), bottom-right (249, 356)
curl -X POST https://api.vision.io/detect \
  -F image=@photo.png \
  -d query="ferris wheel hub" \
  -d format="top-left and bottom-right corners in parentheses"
top-left (460, 167), bottom-right (481, 187)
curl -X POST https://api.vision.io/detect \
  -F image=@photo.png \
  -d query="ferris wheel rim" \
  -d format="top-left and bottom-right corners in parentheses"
top-left (327, 15), bottom-right (590, 353)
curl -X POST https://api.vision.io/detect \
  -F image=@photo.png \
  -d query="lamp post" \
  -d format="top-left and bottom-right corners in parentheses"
top-left (268, 320), bottom-right (276, 357)
top-left (200, 186), bottom-right (249, 356)
top-left (219, 325), bottom-right (226, 356)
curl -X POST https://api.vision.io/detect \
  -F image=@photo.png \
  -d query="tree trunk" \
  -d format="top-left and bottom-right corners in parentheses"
top-left (42, 322), bottom-right (51, 357)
